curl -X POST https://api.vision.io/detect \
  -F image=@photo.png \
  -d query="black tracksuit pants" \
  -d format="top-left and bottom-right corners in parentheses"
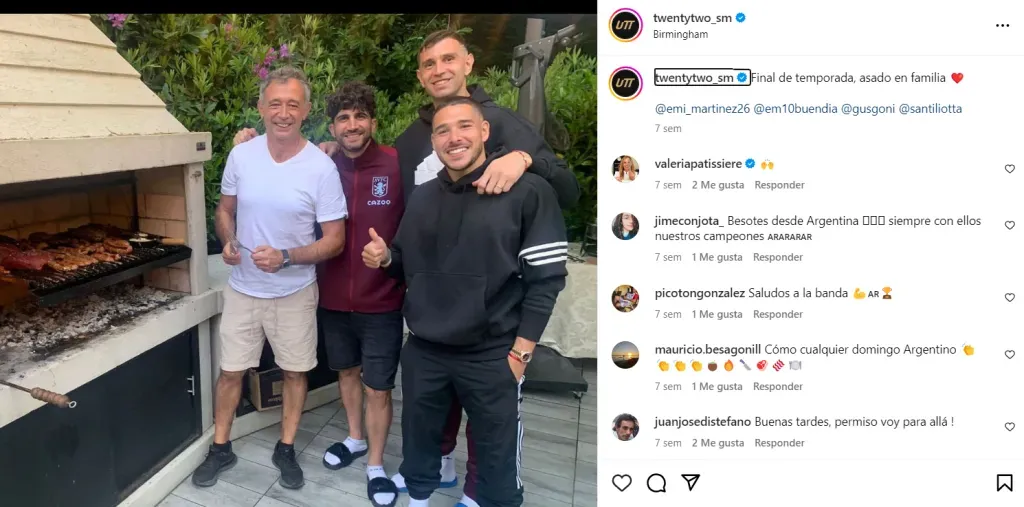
top-left (399, 336), bottom-right (525, 507)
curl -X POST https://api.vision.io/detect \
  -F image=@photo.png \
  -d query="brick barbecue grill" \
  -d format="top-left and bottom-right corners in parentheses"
top-left (0, 14), bottom-right (221, 507)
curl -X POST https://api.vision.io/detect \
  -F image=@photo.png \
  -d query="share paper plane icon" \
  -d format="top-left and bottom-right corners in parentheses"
top-left (682, 474), bottom-right (700, 491)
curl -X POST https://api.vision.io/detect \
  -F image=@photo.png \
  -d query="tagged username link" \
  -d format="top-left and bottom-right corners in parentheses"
top-left (654, 103), bottom-right (963, 116)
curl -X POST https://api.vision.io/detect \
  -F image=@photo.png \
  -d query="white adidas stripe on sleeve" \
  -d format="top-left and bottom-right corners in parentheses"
top-left (519, 241), bottom-right (569, 267)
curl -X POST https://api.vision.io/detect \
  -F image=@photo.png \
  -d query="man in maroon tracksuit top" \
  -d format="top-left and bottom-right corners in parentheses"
top-left (311, 81), bottom-right (406, 507)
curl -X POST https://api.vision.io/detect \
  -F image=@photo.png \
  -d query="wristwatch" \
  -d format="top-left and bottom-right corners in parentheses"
top-left (509, 348), bottom-right (533, 364)
top-left (281, 249), bottom-right (291, 268)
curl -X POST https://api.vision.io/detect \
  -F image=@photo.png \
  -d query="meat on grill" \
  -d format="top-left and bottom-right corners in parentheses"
top-left (47, 236), bottom-right (82, 248)
top-left (91, 251), bottom-right (120, 263)
top-left (103, 238), bottom-right (133, 255)
top-left (50, 249), bottom-right (97, 268)
top-left (46, 254), bottom-right (78, 272)
top-left (0, 223), bottom-right (163, 278)
top-left (20, 240), bottom-right (49, 251)
top-left (71, 226), bottom-right (107, 243)
top-left (0, 244), bottom-right (19, 263)
top-left (1, 250), bottom-right (53, 271)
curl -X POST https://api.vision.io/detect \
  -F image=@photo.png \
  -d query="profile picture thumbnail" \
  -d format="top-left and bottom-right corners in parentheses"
top-left (613, 155), bottom-right (638, 183)
top-left (611, 212), bottom-right (638, 240)
top-left (612, 285), bottom-right (639, 312)
top-left (609, 8), bottom-right (643, 42)
top-left (609, 66), bottom-right (642, 100)
top-left (613, 413), bottom-right (639, 441)
top-left (612, 341), bottom-right (639, 369)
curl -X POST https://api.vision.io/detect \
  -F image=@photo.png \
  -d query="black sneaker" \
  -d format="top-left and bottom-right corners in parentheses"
top-left (191, 443), bottom-right (237, 487)
top-left (272, 440), bottom-right (304, 489)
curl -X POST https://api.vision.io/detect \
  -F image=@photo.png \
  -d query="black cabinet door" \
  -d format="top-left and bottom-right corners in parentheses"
top-left (103, 329), bottom-right (201, 498)
top-left (0, 379), bottom-right (119, 507)
top-left (0, 327), bottom-right (202, 507)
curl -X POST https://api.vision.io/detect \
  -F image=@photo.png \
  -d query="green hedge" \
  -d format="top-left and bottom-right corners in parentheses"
top-left (92, 14), bottom-right (596, 241)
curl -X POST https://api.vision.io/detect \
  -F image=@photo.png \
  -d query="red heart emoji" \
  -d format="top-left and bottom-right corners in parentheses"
top-left (951, 72), bottom-right (963, 83)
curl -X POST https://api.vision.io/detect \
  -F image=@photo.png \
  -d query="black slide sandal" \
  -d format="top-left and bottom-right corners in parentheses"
top-left (367, 476), bottom-right (399, 507)
top-left (322, 442), bottom-right (367, 470)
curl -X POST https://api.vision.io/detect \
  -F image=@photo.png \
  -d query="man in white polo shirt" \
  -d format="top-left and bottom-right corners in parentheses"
top-left (191, 66), bottom-right (348, 491)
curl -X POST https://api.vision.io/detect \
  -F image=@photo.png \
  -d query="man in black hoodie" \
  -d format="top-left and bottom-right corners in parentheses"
top-left (362, 96), bottom-right (568, 507)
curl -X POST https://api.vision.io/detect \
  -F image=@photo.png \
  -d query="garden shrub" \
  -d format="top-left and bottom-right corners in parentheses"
top-left (93, 14), bottom-right (596, 241)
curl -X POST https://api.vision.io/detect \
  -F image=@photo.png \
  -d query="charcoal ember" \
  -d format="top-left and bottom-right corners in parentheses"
top-left (0, 284), bottom-right (184, 354)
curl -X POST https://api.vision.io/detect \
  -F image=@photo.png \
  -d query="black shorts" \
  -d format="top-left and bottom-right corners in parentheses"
top-left (319, 308), bottom-right (404, 391)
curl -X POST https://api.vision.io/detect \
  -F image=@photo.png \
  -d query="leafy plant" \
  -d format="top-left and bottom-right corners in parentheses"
top-left (92, 14), bottom-right (596, 241)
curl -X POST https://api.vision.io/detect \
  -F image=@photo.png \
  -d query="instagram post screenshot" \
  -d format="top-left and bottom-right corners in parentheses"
top-left (0, 3), bottom-right (1020, 507)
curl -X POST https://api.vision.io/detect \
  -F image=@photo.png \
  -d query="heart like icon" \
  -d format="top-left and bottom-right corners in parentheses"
top-left (1007, 221), bottom-right (1016, 230)
top-left (612, 474), bottom-right (632, 492)
top-left (1006, 293), bottom-right (1016, 302)
top-left (1007, 350), bottom-right (1016, 359)
top-left (1007, 422), bottom-right (1016, 432)
top-left (1007, 164), bottom-right (1016, 174)
top-left (951, 72), bottom-right (964, 83)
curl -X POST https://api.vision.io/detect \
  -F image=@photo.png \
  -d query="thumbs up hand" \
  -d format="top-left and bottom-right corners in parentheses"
top-left (362, 228), bottom-right (389, 268)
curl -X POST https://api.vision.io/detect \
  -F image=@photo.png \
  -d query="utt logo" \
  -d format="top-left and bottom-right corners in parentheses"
top-left (609, 8), bottom-right (642, 42)
top-left (609, 67), bottom-right (642, 100)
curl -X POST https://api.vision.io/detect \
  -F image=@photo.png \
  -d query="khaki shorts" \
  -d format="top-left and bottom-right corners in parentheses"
top-left (220, 282), bottom-right (319, 372)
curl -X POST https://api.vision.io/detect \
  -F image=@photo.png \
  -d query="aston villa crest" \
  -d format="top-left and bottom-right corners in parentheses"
top-left (372, 176), bottom-right (388, 197)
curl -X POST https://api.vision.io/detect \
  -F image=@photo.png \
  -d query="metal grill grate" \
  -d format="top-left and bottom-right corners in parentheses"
top-left (7, 244), bottom-right (192, 306)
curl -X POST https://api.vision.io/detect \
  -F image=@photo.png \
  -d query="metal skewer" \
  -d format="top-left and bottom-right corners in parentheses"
top-left (230, 240), bottom-right (253, 254)
top-left (0, 379), bottom-right (76, 408)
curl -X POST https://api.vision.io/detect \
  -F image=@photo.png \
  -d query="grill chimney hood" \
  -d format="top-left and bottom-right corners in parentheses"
top-left (0, 14), bottom-right (211, 186)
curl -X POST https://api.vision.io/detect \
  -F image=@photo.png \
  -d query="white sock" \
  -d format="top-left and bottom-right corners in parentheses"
top-left (367, 465), bottom-right (395, 505)
top-left (409, 497), bottom-right (430, 507)
top-left (459, 494), bottom-right (480, 507)
top-left (440, 454), bottom-right (456, 482)
top-left (391, 472), bottom-right (406, 489)
top-left (344, 436), bottom-right (368, 453)
top-left (324, 437), bottom-right (367, 467)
